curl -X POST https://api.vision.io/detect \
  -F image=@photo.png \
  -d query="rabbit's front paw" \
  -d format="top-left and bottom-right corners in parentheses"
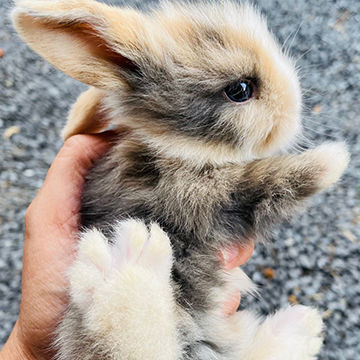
top-left (311, 142), bottom-right (350, 189)
top-left (67, 219), bottom-right (178, 359)
top-left (260, 305), bottom-right (323, 360)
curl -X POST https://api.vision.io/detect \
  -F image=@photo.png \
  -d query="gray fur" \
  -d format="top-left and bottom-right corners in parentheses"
top-left (80, 134), bottom-right (326, 357)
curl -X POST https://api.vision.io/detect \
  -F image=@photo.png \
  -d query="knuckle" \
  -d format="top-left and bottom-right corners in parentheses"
top-left (63, 134), bottom-right (86, 152)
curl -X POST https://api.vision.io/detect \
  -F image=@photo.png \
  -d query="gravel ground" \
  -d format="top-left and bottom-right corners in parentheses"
top-left (0, 0), bottom-right (359, 358)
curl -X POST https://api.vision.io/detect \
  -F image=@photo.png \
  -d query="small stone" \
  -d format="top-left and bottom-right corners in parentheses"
top-left (313, 104), bottom-right (322, 114)
top-left (263, 267), bottom-right (276, 279)
top-left (342, 229), bottom-right (357, 243)
top-left (317, 257), bottom-right (327, 269)
top-left (288, 247), bottom-right (298, 258)
top-left (310, 293), bottom-right (324, 301)
top-left (252, 272), bottom-right (262, 283)
top-left (23, 169), bottom-right (35, 178)
top-left (331, 10), bottom-right (350, 34)
top-left (3, 126), bottom-right (20, 139)
top-left (289, 294), bottom-right (298, 304)
top-left (322, 309), bottom-right (333, 319)
top-left (328, 244), bottom-right (335, 253)
top-left (329, 269), bottom-right (339, 279)
top-left (0, 48), bottom-right (3, 58)
top-left (299, 254), bottom-right (315, 269)
top-left (293, 286), bottom-right (301, 295)
top-left (351, 214), bottom-right (360, 225)
top-left (1, 181), bottom-right (10, 189)
top-left (5, 78), bottom-right (14, 88)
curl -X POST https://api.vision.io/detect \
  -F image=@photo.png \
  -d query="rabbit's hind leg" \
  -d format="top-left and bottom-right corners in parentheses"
top-left (57, 219), bottom-right (180, 360)
top-left (258, 305), bottom-right (323, 360)
top-left (227, 305), bottom-right (323, 360)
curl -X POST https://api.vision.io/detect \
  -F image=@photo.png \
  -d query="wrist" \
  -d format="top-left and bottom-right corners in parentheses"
top-left (0, 323), bottom-right (37, 360)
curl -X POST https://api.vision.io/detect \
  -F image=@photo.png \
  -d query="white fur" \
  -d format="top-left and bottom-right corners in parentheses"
top-left (226, 306), bottom-right (323, 360)
top-left (68, 220), bottom-right (180, 359)
top-left (311, 142), bottom-right (350, 188)
top-left (68, 220), bottom-right (324, 360)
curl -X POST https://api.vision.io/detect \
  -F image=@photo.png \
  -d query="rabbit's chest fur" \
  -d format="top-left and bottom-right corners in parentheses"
top-left (82, 134), bottom-right (245, 242)
top-left (81, 135), bottom-right (248, 312)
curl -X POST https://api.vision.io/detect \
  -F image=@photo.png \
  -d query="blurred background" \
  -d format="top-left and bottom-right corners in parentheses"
top-left (0, 0), bottom-right (359, 358)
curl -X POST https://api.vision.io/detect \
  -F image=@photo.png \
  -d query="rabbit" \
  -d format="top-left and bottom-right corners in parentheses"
top-left (12, 0), bottom-right (350, 359)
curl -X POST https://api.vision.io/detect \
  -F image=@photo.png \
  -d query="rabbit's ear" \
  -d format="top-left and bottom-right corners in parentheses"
top-left (12, 0), bottom-right (145, 89)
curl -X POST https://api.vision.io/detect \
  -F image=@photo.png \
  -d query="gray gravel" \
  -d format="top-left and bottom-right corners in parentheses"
top-left (1, 0), bottom-right (359, 359)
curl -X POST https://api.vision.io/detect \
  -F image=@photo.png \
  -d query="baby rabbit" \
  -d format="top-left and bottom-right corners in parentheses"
top-left (13, 0), bottom-right (349, 359)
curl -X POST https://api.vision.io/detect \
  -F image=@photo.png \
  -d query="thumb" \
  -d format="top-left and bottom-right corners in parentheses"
top-left (27, 132), bottom-right (115, 236)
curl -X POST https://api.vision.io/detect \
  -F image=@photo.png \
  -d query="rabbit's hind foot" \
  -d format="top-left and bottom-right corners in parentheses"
top-left (64, 219), bottom-right (179, 360)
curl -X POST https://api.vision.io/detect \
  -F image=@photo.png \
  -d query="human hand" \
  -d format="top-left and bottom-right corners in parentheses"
top-left (220, 243), bottom-right (255, 315)
top-left (0, 133), bottom-right (254, 359)
top-left (0, 133), bottom-right (113, 360)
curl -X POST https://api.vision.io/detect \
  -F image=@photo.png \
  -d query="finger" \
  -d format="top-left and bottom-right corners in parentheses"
top-left (219, 240), bottom-right (255, 270)
top-left (222, 291), bottom-right (241, 315)
top-left (28, 132), bottom-right (116, 234)
top-left (46, 131), bottom-right (116, 185)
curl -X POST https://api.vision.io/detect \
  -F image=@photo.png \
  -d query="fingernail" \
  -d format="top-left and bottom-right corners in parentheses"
top-left (221, 247), bottom-right (239, 265)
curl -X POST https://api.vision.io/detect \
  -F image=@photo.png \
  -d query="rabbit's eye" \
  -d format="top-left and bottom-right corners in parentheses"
top-left (224, 82), bottom-right (253, 103)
